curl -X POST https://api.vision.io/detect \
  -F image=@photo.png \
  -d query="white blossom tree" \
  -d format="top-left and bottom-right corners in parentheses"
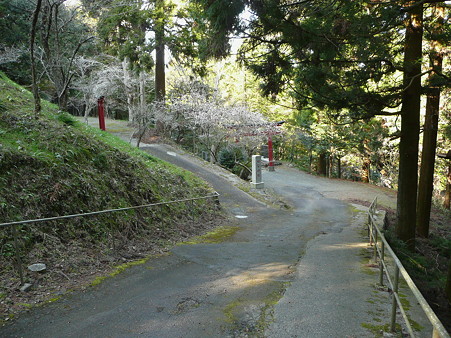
top-left (157, 77), bottom-right (279, 162)
top-left (71, 56), bottom-right (154, 125)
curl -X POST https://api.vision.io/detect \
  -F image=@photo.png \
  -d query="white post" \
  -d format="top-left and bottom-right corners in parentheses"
top-left (251, 155), bottom-right (264, 189)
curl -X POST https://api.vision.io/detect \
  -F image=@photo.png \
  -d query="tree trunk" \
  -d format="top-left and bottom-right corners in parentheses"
top-left (58, 90), bottom-right (69, 111)
top-left (83, 93), bottom-right (91, 123)
top-left (122, 57), bottom-right (134, 122)
top-left (362, 158), bottom-right (370, 183)
top-left (210, 144), bottom-right (217, 164)
top-left (155, 0), bottom-right (165, 102)
top-left (329, 155), bottom-right (334, 178)
top-left (309, 151), bottom-right (313, 172)
top-left (417, 4), bottom-right (444, 238)
top-left (139, 70), bottom-right (146, 117)
top-left (445, 162), bottom-right (451, 209)
top-left (396, 2), bottom-right (423, 251)
top-left (30, 0), bottom-right (42, 117)
top-left (325, 155), bottom-right (329, 177)
top-left (337, 157), bottom-right (341, 179)
top-left (317, 153), bottom-right (327, 176)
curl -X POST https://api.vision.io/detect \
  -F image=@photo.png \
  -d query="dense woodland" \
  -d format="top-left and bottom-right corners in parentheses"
top-left (0, 0), bottom-right (450, 308)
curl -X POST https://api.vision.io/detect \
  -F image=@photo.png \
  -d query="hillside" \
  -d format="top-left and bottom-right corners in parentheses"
top-left (0, 73), bottom-right (221, 321)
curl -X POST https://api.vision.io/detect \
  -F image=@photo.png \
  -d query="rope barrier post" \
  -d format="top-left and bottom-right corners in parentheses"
top-left (11, 224), bottom-right (24, 286)
top-left (214, 193), bottom-right (220, 208)
top-left (111, 220), bottom-right (116, 252)
top-left (391, 265), bottom-right (400, 332)
top-left (190, 199), bottom-right (194, 223)
top-left (379, 241), bottom-right (385, 286)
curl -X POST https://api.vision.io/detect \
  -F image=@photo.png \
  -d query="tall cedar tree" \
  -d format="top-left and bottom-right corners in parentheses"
top-left (396, 2), bottom-right (423, 250)
top-left (417, 3), bottom-right (445, 238)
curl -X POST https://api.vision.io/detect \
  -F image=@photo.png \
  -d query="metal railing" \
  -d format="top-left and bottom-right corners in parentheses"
top-left (367, 197), bottom-right (449, 338)
top-left (1, 192), bottom-right (220, 286)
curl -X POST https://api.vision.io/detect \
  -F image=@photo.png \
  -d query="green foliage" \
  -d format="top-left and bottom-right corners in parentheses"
top-left (429, 235), bottom-right (451, 259)
top-left (386, 230), bottom-right (448, 289)
top-left (218, 146), bottom-right (250, 179)
top-left (0, 0), bottom-right (33, 84)
top-left (193, 0), bottom-right (244, 59)
top-left (292, 109), bottom-right (316, 130)
top-left (97, 0), bottom-right (152, 67)
top-left (444, 124), bottom-right (451, 140)
top-left (55, 112), bottom-right (77, 126)
top-left (0, 0), bottom-right (32, 45)
top-left (218, 146), bottom-right (245, 169)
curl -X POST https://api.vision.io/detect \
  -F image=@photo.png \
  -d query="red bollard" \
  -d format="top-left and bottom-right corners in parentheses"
top-left (97, 96), bottom-right (106, 131)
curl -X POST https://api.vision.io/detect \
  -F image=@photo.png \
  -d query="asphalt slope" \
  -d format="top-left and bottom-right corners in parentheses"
top-left (1, 141), bottom-right (402, 338)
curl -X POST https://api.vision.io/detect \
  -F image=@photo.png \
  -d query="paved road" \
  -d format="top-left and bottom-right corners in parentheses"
top-left (1, 122), bottom-right (427, 337)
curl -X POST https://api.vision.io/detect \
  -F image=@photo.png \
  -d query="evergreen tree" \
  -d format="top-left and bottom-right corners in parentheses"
top-left (417, 3), bottom-right (447, 238)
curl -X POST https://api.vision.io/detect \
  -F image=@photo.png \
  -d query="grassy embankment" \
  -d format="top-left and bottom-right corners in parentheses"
top-left (0, 72), bottom-right (220, 319)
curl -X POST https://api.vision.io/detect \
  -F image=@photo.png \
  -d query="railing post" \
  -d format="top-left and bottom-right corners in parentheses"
top-left (379, 241), bottom-right (385, 286)
top-left (11, 224), bottom-right (24, 286)
top-left (369, 219), bottom-right (373, 246)
top-left (373, 230), bottom-right (378, 263)
top-left (391, 265), bottom-right (400, 332)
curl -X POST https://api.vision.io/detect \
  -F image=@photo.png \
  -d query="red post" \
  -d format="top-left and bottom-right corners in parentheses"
top-left (268, 135), bottom-right (275, 171)
top-left (97, 96), bottom-right (106, 131)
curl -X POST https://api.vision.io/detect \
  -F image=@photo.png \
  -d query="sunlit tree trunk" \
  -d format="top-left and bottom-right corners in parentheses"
top-left (362, 158), bottom-right (370, 183)
top-left (396, 2), bottom-right (423, 251)
top-left (417, 4), bottom-right (444, 238)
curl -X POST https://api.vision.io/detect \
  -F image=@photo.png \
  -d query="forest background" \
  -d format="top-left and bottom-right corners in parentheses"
top-left (0, 0), bottom-right (450, 313)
